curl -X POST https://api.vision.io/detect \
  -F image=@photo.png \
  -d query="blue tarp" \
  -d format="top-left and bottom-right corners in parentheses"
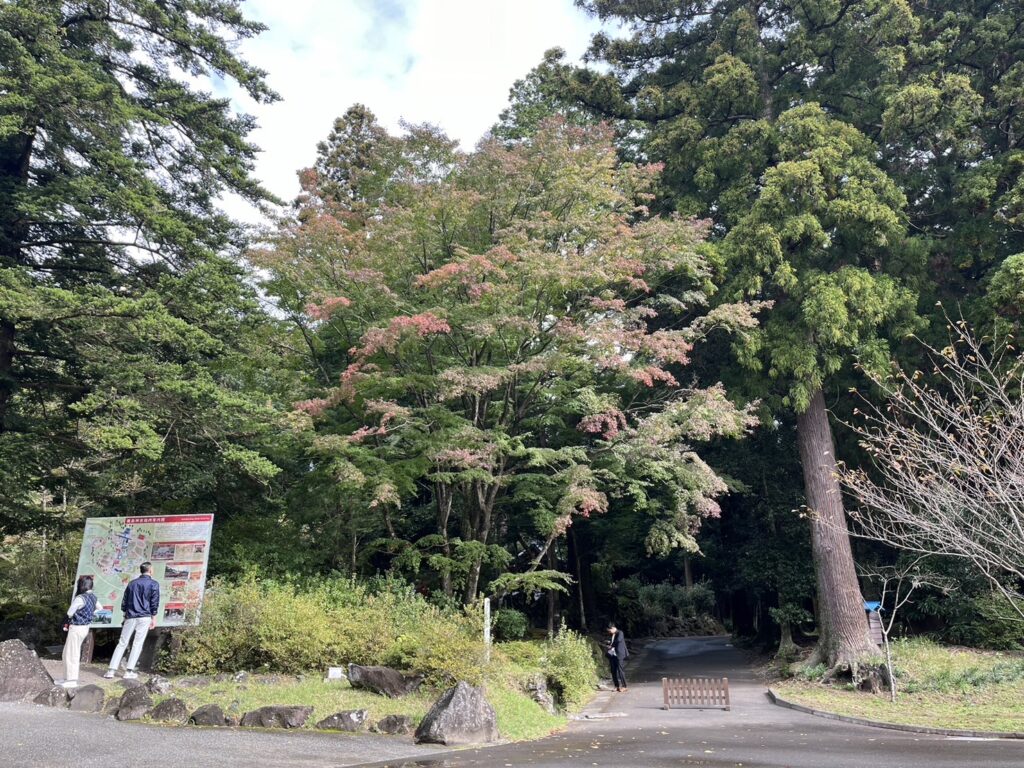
top-left (864, 600), bottom-right (882, 612)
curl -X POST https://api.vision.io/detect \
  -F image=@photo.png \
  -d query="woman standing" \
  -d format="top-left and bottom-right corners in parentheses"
top-left (606, 621), bottom-right (629, 692)
top-left (59, 575), bottom-right (100, 688)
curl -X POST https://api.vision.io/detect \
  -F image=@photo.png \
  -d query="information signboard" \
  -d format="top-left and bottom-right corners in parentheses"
top-left (73, 514), bottom-right (214, 628)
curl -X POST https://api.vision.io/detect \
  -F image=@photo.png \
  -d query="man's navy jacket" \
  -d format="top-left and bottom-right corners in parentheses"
top-left (121, 574), bottom-right (160, 619)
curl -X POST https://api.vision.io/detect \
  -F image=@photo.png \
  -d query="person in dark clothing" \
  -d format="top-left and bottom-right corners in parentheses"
top-left (103, 561), bottom-right (160, 679)
top-left (606, 621), bottom-right (629, 692)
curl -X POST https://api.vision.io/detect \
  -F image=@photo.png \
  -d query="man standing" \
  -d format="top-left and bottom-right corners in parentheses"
top-left (103, 562), bottom-right (160, 679)
top-left (606, 622), bottom-right (629, 693)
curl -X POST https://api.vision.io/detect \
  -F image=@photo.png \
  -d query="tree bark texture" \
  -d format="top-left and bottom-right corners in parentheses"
top-left (796, 389), bottom-right (877, 671)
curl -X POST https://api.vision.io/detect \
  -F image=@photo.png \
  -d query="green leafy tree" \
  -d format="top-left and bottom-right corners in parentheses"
top-left (0, 1), bottom-right (282, 532)
top-left (256, 112), bottom-right (764, 603)
top-left (557, 0), bottom-right (930, 678)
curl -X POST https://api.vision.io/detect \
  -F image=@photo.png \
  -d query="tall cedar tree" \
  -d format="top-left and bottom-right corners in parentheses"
top-left (558, 0), bottom-right (933, 677)
top-left (255, 110), bottom-right (764, 602)
top-left (0, 2), bottom-right (282, 531)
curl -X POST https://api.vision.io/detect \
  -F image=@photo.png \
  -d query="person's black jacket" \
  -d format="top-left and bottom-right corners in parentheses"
top-left (608, 630), bottom-right (628, 660)
top-left (121, 574), bottom-right (160, 619)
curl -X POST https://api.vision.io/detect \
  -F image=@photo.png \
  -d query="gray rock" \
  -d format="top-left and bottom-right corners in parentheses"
top-left (68, 684), bottom-right (105, 713)
top-left (0, 639), bottom-right (53, 702)
top-left (316, 709), bottom-right (369, 732)
top-left (117, 678), bottom-right (143, 689)
top-left (103, 697), bottom-right (121, 716)
top-left (232, 671), bottom-right (249, 683)
top-left (347, 664), bottom-right (424, 698)
top-left (374, 714), bottom-right (414, 735)
top-left (33, 685), bottom-right (70, 708)
top-left (175, 676), bottom-right (212, 688)
top-left (149, 697), bottom-right (189, 724)
top-left (145, 675), bottom-right (172, 695)
top-left (526, 676), bottom-right (557, 715)
top-left (189, 703), bottom-right (231, 726)
top-left (240, 705), bottom-right (313, 729)
top-left (414, 681), bottom-right (499, 746)
top-left (115, 686), bottom-right (153, 721)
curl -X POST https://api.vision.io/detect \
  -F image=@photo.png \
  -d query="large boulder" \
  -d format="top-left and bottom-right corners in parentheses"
top-left (414, 681), bottom-right (498, 746)
top-left (315, 709), bottom-right (369, 732)
top-left (146, 675), bottom-right (172, 695)
top-left (240, 705), bottom-right (313, 729)
top-left (0, 639), bottom-right (53, 702)
top-left (33, 685), bottom-right (70, 708)
top-left (189, 703), bottom-right (232, 726)
top-left (347, 664), bottom-right (423, 698)
top-left (115, 686), bottom-right (153, 721)
top-left (149, 697), bottom-right (189, 724)
top-left (374, 714), bottom-right (414, 735)
top-left (526, 676), bottom-right (556, 715)
top-left (68, 684), bottom-right (105, 713)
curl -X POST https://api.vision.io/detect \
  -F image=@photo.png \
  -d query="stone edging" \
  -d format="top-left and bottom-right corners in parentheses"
top-left (766, 687), bottom-right (1024, 740)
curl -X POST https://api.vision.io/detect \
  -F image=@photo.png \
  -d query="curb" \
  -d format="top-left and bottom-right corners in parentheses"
top-left (766, 687), bottom-right (1024, 740)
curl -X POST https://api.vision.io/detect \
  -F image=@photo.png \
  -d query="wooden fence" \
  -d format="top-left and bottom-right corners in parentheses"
top-left (662, 676), bottom-right (730, 710)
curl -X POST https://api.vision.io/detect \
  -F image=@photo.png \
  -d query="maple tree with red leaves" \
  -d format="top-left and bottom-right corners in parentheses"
top-left (253, 107), bottom-right (765, 602)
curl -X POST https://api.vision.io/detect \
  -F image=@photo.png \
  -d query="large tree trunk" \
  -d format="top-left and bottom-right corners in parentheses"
top-left (796, 389), bottom-right (878, 677)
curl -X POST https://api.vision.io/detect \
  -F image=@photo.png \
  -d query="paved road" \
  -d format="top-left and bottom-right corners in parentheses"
top-left (364, 636), bottom-right (1024, 768)
top-left (3, 637), bottom-right (1022, 767)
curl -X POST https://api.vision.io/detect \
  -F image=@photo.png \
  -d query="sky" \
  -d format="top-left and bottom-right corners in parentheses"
top-left (225, 0), bottom-right (602, 217)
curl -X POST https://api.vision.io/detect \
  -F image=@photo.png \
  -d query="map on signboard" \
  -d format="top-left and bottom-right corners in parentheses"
top-left (74, 514), bottom-right (214, 628)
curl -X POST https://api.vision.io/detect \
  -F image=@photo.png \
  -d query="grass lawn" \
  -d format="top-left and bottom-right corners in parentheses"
top-left (774, 638), bottom-right (1024, 733)
top-left (95, 674), bottom-right (567, 742)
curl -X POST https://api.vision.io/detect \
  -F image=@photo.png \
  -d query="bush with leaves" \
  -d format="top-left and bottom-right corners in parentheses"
top-left (493, 608), bottom-right (530, 641)
top-left (495, 626), bottom-right (599, 712)
top-left (167, 575), bottom-right (482, 682)
top-left (612, 578), bottom-right (720, 637)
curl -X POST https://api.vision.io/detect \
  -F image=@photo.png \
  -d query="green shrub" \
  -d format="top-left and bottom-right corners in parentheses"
top-left (941, 594), bottom-right (1024, 651)
top-left (796, 663), bottom-right (828, 682)
top-left (167, 574), bottom-right (485, 680)
top-left (493, 608), bottom-right (529, 641)
top-left (542, 625), bottom-right (599, 712)
top-left (611, 577), bottom-right (720, 637)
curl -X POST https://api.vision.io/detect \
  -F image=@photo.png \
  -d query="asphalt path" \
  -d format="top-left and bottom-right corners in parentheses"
top-left (364, 636), bottom-right (1024, 768)
top-left (2, 637), bottom-right (1022, 768)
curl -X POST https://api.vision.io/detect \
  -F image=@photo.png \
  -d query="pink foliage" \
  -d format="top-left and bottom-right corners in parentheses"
top-left (630, 366), bottom-right (679, 388)
top-left (305, 295), bottom-right (352, 321)
top-left (355, 312), bottom-right (451, 357)
top-left (294, 398), bottom-right (330, 417)
top-left (574, 487), bottom-right (607, 517)
top-left (415, 253), bottom-right (506, 300)
top-left (433, 447), bottom-right (494, 470)
top-left (642, 330), bottom-right (693, 366)
top-left (589, 297), bottom-right (627, 313)
top-left (578, 410), bottom-right (628, 440)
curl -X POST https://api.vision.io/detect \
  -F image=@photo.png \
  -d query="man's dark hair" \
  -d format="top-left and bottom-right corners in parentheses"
top-left (76, 575), bottom-right (94, 595)
top-left (140, 561), bottom-right (152, 574)
top-left (606, 622), bottom-right (617, 630)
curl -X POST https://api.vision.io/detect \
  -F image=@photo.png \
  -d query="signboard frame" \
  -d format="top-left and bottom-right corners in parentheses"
top-left (73, 514), bottom-right (214, 629)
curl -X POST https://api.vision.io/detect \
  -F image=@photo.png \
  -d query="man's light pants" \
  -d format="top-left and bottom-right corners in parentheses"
top-left (108, 616), bottom-right (152, 672)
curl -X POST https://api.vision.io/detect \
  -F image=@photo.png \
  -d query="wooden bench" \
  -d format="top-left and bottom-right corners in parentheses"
top-left (662, 676), bottom-right (730, 710)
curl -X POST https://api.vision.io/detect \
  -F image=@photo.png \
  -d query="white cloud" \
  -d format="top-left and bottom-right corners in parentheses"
top-left (224, 0), bottom-right (601, 219)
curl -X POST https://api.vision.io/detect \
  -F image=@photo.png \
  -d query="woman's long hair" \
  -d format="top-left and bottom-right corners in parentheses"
top-left (75, 575), bottom-right (94, 596)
